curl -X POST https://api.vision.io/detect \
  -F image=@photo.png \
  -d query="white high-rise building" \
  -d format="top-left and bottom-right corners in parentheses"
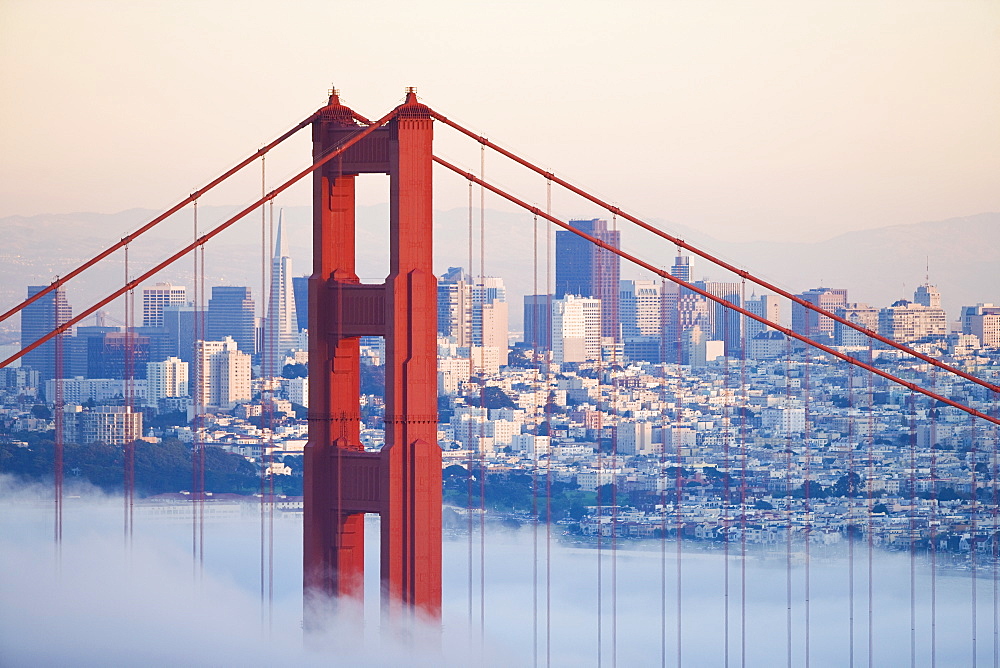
top-left (263, 214), bottom-right (299, 376)
top-left (147, 357), bottom-right (189, 403)
top-left (551, 295), bottom-right (601, 363)
top-left (142, 283), bottom-right (187, 327)
top-left (195, 337), bottom-right (251, 410)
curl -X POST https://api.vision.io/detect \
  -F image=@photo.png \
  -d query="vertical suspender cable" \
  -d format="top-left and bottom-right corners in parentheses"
top-left (675, 252), bottom-right (684, 668)
top-left (660, 276), bottom-right (668, 668)
top-left (847, 359), bottom-right (856, 667)
top-left (260, 155), bottom-right (269, 631)
top-left (723, 305), bottom-right (732, 668)
top-left (867, 342), bottom-right (875, 666)
top-left (739, 279), bottom-right (748, 668)
top-left (991, 381), bottom-right (999, 668)
top-left (803, 322), bottom-right (812, 668)
top-left (198, 207), bottom-right (207, 573)
top-left (53, 281), bottom-right (64, 563)
top-left (466, 179), bottom-right (475, 636)
top-left (909, 391), bottom-right (917, 668)
top-left (973, 409), bottom-right (980, 667)
top-left (124, 243), bottom-right (134, 545)
top-left (479, 142), bottom-right (487, 651)
top-left (532, 210), bottom-right (540, 668)
top-left (610, 212), bottom-right (619, 668)
top-left (930, 369), bottom-right (938, 667)
top-left (597, 343), bottom-right (604, 668)
top-left (785, 335), bottom-right (793, 668)
top-left (192, 199), bottom-right (201, 575)
top-left (545, 176), bottom-right (553, 668)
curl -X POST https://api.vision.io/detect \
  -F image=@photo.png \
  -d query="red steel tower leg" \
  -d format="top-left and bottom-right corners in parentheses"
top-left (304, 90), bottom-right (441, 630)
top-left (304, 166), bottom-right (367, 617)
top-left (381, 97), bottom-right (442, 622)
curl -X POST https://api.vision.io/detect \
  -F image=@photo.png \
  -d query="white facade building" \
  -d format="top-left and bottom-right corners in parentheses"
top-left (552, 295), bottom-right (601, 363)
top-left (147, 357), bottom-right (189, 403)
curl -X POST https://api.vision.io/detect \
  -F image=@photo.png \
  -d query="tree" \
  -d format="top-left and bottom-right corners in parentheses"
top-left (281, 363), bottom-right (308, 379)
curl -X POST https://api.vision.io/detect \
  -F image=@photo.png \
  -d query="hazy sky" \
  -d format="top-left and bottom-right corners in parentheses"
top-left (1, 0), bottom-right (998, 242)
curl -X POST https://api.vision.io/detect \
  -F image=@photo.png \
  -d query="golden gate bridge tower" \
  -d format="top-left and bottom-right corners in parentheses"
top-left (303, 89), bottom-right (442, 623)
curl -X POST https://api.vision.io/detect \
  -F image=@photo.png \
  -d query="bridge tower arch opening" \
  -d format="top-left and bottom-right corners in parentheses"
top-left (303, 89), bottom-right (442, 626)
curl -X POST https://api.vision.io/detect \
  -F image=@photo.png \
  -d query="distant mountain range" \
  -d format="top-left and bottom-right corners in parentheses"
top-left (1, 207), bottom-right (997, 340)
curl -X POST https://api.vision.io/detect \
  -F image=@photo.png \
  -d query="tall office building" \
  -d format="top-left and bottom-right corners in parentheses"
top-left (694, 280), bottom-right (742, 356)
top-left (21, 285), bottom-right (73, 383)
top-left (194, 337), bottom-right (251, 410)
top-left (555, 219), bottom-right (620, 340)
top-left (620, 280), bottom-right (662, 337)
top-left (87, 331), bottom-right (151, 379)
top-left (745, 294), bottom-right (781, 342)
top-left (523, 295), bottom-right (552, 350)
top-left (792, 287), bottom-right (848, 341)
top-left (671, 255), bottom-right (691, 283)
top-left (263, 215), bottom-right (299, 376)
top-left (162, 304), bottom-right (205, 365)
top-left (142, 283), bottom-right (186, 327)
top-left (292, 275), bottom-right (310, 332)
top-left (437, 267), bottom-right (471, 345)
top-left (208, 286), bottom-right (256, 355)
top-left (620, 280), bottom-right (663, 363)
top-left (551, 295), bottom-right (601, 364)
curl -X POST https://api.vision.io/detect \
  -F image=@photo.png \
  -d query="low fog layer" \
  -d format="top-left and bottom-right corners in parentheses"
top-left (0, 478), bottom-right (993, 666)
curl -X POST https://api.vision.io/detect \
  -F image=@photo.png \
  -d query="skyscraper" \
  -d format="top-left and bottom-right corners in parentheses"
top-left (21, 285), bottom-right (72, 383)
top-left (555, 219), bottom-right (620, 340)
top-left (208, 286), bottom-right (256, 355)
top-left (263, 214), bottom-right (299, 376)
top-left (744, 294), bottom-right (781, 343)
top-left (292, 275), bottom-right (309, 332)
top-left (142, 283), bottom-right (186, 327)
top-left (694, 280), bottom-right (743, 356)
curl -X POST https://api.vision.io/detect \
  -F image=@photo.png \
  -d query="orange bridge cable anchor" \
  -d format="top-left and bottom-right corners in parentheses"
top-left (428, 110), bottom-right (1000, 397)
top-left (431, 155), bottom-right (1000, 429)
top-left (1, 109), bottom-right (399, 371)
top-left (0, 110), bottom-right (322, 327)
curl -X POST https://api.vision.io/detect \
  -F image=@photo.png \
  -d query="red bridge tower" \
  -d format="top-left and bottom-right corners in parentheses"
top-left (303, 89), bottom-right (441, 624)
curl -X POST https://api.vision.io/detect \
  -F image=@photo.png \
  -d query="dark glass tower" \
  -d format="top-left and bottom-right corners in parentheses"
top-left (21, 286), bottom-right (72, 382)
top-left (555, 219), bottom-right (620, 340)
top-left (208, 286), bottom-right (256, 355)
